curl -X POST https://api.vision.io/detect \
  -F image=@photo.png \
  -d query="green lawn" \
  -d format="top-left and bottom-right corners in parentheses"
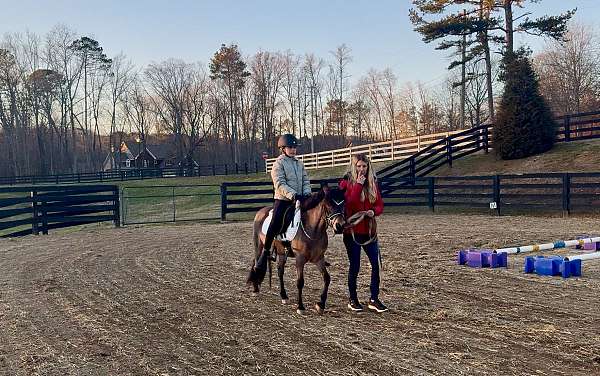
top-left (4, 138), bottom-right (598, 234)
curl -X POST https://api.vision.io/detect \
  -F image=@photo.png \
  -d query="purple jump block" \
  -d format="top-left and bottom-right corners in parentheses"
top-left (458, 249), bottom-right (507, 268)
top-left (575, 235), bottom-right (600, 251)
top-left (524, 255), bottom-right (582, 278)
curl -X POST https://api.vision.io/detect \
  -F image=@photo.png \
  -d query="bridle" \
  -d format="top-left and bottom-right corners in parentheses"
top-left (325, 198), bottom-right (345, 228)
top-left (300, 196), bottom-right (346, 240)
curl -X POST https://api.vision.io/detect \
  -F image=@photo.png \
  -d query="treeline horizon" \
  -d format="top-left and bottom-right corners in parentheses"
top-left (1, 20), bottom-right (598, 177)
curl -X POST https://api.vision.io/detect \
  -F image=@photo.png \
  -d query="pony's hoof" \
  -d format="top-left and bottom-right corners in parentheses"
top-left (281, 298), bottom-right (289, 305)
top-left (296, 308), bottom-right (306, 315)
top-left (251, 291), bottom-right (259, 297)
top-left (314, 303), bottom-right (325, 315)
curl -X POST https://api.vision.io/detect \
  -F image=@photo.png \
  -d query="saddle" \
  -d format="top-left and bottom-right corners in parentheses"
top-left (261, 204), bottom-right (301, 242)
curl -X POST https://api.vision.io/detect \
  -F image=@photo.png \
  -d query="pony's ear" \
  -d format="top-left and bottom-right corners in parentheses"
top-left (319, 181), bottom-right (329, 189)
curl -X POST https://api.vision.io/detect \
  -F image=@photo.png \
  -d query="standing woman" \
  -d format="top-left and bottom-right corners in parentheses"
top-left (339, 154), bottom-right (388, 313)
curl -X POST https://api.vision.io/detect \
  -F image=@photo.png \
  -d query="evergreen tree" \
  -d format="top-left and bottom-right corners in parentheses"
top-left (493, 50), bottom-right (556, 159)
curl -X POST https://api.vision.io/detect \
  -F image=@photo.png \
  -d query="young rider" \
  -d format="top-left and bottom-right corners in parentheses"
top-left (255, 134), bottom-right (312, 274)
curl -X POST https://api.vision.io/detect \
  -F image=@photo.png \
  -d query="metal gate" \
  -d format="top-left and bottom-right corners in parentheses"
top-left (121, 184), bottom-right (221, 225)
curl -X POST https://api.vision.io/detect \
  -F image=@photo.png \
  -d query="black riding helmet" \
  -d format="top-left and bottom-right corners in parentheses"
top-left (277, 134), bottom-right (300, 149)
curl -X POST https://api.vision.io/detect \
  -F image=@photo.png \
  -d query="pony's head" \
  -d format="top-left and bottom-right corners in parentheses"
top-left (321, 184), bottom-right (346, 234)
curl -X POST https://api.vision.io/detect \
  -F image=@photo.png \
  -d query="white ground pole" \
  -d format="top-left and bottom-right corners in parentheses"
top-left (495, 237), bottom-right (600, 255)
top-left (564, 251), bottom-right (600, 262)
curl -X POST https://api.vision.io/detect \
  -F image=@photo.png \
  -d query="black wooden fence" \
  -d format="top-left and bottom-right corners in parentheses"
top-left (0, 160), bottom-right (266, 186)
top-left (220, 178), bottom-right (338, 221)
top-left (0, 185), bottom-right (120, 237)
top-left (220, 173), bottom-right (600, 220)
top-left (378, 110), bottom-right (600, 187)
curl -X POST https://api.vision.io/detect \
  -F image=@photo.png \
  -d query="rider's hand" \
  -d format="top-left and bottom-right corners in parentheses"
top-left (366, 210), bottom-right (375, 218)
top-left (357, 174), bottom-right (366, 185)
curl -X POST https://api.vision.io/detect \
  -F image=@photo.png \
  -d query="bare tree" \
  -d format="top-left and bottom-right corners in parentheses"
top-left (302, 54), bottom-right (325, 152)
top-left (251, 51), bottom-right (285, 156)
top-left (535, 23), bottom-right (600, 114)
top-left (107, 53), bottom-right (134, 154)
top-left (329, 44), bottom-right (352, 140)
top-left (145, 59), bottom-right (193, 163)
top-left (182, 64), bottom-right (213, 165)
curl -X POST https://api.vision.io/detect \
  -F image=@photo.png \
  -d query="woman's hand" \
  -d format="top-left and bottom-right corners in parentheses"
top-left (366, 210), bottom-right (375, 218)
top-left (356, 174), bottom-right (366, 185)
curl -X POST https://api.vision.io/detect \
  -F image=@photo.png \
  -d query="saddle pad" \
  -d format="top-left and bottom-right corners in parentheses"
top-left (262, 207), bottom-right (301, 242)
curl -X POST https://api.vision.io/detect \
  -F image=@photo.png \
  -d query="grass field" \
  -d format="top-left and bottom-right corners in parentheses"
top-left (2, 138), bottom-right (599, 236)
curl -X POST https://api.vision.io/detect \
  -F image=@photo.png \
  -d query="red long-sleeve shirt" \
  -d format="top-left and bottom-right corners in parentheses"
top-left (338, 179), bottom-right (384, 235)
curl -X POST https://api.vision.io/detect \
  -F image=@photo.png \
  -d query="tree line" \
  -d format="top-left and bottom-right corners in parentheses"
top-left (0, 7), bottom-right (598, 177)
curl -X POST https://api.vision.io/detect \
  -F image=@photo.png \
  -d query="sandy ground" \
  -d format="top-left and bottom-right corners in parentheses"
top-left (0, 213), bottom-right (599, 376)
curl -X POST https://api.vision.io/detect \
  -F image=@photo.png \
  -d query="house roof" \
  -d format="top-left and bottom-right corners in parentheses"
top-left (144, 143), bottom-right (176, 160)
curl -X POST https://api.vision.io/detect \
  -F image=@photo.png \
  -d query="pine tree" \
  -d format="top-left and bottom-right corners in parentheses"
top-left (493, 50), bottom-right (556, 159)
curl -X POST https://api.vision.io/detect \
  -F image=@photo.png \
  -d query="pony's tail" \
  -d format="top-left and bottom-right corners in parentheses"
top-left (247, 223), bottom-right (267, 288)
top-left (248, 263), bottom-right (267, 286)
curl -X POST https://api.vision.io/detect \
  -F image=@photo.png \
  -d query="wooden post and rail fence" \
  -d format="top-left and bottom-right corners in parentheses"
top-left (266, 110), bottom-right (600, 174)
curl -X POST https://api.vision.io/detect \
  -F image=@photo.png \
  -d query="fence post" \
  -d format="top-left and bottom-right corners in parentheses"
top-left (409, 157), bottom-right (416, 185)
top-left (564, 115), bottom-right (571, 142)
top-left (417, 135), bottom-right (421, 152)
top-left (235, 163), bottom-right (239, 174)
top-left (113, 186), bottom-right (121, 227)
top-left (446, 137), bottom-right (453, 167)
top-left (428, 177), bottom-right (435, 212)
top-left (172, 187), bottom-right (176, 222)
top-left (220, 184), bottom-right (227, 222)
top-left (77, 173), bottom-right (81, 183)
top-left (244, 162), bottom-right (248, 175)
top-left (41, 201), bottom-right (48, 235)
top-left (391, 140), bottom-right (395, 160)
top-left (31, 191), bottom-right (39, 235)
top-left (562, 173), bottom-right (571, 217)
top-left (255, 160), bottom-right (258, 173)
top-left (483, 126), bottom-right (489, 154)
top-left (225, 164), bottom-right (228, 175)
top-left (212, 164), bottom-right (216, 176)
top-left (493, 175), bottom-right (501, 216)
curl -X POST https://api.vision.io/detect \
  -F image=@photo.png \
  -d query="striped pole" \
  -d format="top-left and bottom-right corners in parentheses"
top-left (495, 237), bottom-right (600, 255)
top-left (564, 251), bottom-right (600, 262)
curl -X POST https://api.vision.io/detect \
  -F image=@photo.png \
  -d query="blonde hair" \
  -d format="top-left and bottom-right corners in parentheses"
top-left (347, 154), bottom-right (378, 204)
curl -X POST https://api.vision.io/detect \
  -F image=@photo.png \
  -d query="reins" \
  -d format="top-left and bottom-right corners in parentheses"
top-left (346, 211), bottom-right (378, 246)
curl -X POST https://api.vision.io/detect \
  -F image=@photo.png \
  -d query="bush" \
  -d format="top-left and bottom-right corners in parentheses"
top-left (493, 51), bottom-right (557, 160)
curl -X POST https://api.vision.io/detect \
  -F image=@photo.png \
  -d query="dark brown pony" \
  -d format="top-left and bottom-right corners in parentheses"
top-left (247, 186), bottom-right (346, 314)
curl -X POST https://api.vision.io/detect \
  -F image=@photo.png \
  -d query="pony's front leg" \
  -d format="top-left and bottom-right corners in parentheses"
top-left (295, 254), bottom-right (307, 315)
top-left (315, 258), bottom-right (330, 314)
top-left (277, 252), bottom-right (289, 304)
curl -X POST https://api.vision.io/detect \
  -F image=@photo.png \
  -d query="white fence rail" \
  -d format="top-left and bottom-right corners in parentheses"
top-left (265, 129), bottom-right (470, 172)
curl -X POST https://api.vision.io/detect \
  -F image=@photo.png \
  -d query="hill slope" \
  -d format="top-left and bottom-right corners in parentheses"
top-left (432, 138), bottom-right (600, 176)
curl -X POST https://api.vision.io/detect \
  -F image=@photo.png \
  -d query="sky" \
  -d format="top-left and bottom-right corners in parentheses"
top-left (1, 0), bottom-right (599, 90)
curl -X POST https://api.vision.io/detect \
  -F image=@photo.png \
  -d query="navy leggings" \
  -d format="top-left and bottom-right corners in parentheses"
top-left (343, 233), bottom-right (380, 301)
